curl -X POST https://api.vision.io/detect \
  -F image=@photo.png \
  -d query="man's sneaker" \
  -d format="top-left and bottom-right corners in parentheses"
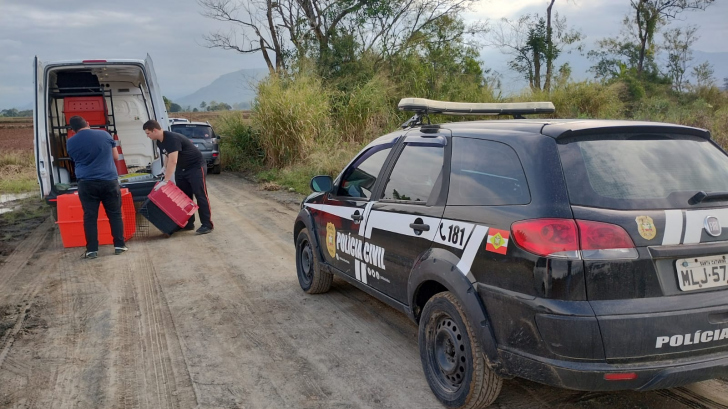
top-left (196, 226), bottom-right (213, 235)
top-left (182, 223), bottom-right (195, 231)
top-left (83, 251), bottom-right (98, 259)
top-left (114, 246), bottom-right (128, 255)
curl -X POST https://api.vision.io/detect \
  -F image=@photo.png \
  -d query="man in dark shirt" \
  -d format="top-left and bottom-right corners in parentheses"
top-left (66, 116), bottom-right (127, 258)
top-left (143, 120), bottom-right (213, 234)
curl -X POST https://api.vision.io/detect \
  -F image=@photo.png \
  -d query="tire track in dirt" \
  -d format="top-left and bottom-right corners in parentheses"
top-left (113, 246), bottom-right (196, 409)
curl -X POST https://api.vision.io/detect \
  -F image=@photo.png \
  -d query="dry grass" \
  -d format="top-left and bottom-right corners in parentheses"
top-left (0, 150), bottom-right (38, 194)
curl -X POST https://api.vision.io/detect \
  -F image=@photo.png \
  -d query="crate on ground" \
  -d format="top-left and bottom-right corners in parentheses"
top-left (56, 188), bottom-right (136, 248)
top-left (147, 181), bottom-right (198, 228)
top-left (138, 199), bottom-right (180, 237)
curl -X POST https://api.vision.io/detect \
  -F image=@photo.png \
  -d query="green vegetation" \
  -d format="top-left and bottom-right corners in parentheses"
top-left (203, 0), bottom-right (727, 194)
top-left (0, 151), bottom-right (37, 194)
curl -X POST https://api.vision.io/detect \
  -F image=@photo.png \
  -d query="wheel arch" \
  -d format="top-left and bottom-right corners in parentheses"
top-left (408, 247), bottom-right (501, 366)
top-left (294, 209), bottom-right (324, 258)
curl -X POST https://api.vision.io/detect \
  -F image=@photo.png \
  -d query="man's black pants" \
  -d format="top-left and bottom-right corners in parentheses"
top-left (176, 166), bottom-right (213, 229)
top-left (78, 179), bottom-right (125, 252)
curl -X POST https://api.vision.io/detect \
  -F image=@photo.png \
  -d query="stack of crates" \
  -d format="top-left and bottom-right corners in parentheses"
top-left (56, 188), bottom-right (136, 248)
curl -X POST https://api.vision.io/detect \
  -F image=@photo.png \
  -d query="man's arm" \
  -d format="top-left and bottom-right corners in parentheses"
top-left (164, 151), bottom-right (178, 182)
top-left (113, 146), bottom-right (120, 161)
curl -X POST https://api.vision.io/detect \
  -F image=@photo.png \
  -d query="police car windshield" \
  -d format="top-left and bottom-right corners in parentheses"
top-left (171, 125), bottom-right (213, 139)
top-left (559, 134), bottom-right (728, 210)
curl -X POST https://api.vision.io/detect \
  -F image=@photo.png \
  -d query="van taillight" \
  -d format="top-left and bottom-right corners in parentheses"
top-left (511, 219), bottom-right (579, 258)
top-left (512, 219), bottom-right (637, 259)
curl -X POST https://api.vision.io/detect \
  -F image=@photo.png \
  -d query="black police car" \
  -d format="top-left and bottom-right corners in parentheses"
top-left (293, 98), bottom-right (728, 408)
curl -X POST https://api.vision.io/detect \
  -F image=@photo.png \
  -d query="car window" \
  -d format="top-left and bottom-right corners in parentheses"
top-left (383, 144), bottom-right (444, 203)
top-left (171, 125), bottom-right (213, 139)
top-left (559, 134), bottom-right (728, 209)
top-left (448, 138), bottom-right (530, 206)
top-left (337, 146), bottom-right (392, 200)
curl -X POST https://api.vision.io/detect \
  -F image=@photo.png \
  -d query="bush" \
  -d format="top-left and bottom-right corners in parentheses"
top-left (332, 74), bottom-right (398, 143)
top-left (252, 73), bottom-right (332, 167)
top-left (215, 111), bottom-right (263, 172)
top-left (517, 81), bottom-right (626, 119)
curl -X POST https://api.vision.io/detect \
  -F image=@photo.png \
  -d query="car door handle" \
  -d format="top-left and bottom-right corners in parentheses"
top-left (352, 213), bottom-right (363, 221)
top-left (410, 223), bottom-right (430, 231)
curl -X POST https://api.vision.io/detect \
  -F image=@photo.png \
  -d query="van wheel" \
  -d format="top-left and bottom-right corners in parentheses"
top-left (296, 228), bottom-right (332, 294)
top-left (419, 292), bottom-right (502, 409)
top-left (211, 164), bottom-right (221, 174)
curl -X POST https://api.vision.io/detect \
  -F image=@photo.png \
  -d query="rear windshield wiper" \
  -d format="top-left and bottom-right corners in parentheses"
top-left (688, 191), bottom-right (728, 205)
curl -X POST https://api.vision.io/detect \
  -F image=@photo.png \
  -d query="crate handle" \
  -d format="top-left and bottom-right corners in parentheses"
top-left (184, 203), bottom-right (196, 212)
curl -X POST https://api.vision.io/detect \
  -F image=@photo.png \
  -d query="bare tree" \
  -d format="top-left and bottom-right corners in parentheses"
top-left (630, 0), bottom-right (714, 76)
top-left (199, 0), bottom-right (286, 74)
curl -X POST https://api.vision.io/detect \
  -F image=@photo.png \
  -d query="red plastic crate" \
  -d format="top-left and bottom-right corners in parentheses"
top-left (147, 181), bottom-right (198, 228)
top-left (57, 188), bottom-right (136, 248)
top-left (64, 96), bottom-right (107, 138)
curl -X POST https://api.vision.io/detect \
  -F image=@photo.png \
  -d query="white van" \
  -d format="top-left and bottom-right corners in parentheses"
top-left (33, 55), bottom-right (168, 202)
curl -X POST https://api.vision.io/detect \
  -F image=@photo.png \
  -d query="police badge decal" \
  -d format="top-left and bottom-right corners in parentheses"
top-left (326, 222), bottom-right (337, 258)
top-left (636, 215), bottom-right (657, 240)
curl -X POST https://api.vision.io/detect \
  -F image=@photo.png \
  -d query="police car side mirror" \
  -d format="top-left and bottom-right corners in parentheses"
top-left (310, 175), bottom-right (333, 193)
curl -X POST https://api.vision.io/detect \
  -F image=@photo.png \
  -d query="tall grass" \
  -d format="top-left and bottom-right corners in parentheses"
top-left (214, 111), bottom-right (264, 172)
top-left (0, 150), bottom-right (37, 194)
top-left (252, 73), bottom-right (332, 167)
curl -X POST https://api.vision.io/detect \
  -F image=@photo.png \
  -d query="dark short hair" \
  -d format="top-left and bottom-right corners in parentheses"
top-left (143, 119), bottom-right (162, 131)
top-left (69, 116), bottom-right (88, 132)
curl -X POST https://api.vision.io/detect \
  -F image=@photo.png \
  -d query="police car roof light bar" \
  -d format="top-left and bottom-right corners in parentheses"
top-left (398, 98), bottom-right (556, 118)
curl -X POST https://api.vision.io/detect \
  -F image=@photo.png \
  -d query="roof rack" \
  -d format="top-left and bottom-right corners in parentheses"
top-left (398, 97), bottom-right (556, 128)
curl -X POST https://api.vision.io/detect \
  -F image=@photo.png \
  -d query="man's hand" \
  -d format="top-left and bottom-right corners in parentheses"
top-left (154, 180), bottom-right (168, 191)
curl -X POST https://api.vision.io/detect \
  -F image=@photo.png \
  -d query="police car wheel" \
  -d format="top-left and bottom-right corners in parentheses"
top-left (419, 292), bottom-right (502, 409)
top-left (296, 228), bottom-right (333, 294)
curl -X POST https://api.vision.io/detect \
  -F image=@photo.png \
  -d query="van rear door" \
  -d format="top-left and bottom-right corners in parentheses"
top-left (555, 128), bottom-right (728, 362)
top-left (144, 54), bottom-right (168, 129)
top-left (33, 56), bottom-right (51, 199)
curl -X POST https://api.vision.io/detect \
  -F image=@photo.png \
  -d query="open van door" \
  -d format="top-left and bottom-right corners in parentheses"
top-left (33, 56), bottom-right (51, 199)
top-left (144, 54), bottom-right (169, 130)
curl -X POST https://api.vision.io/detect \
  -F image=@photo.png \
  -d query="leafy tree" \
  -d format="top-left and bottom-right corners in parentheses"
top-left (193, 107), bottom-right (199, 112)
top-left (490, 1), bottom-right (581, 92)
top-left (692, 61), bottom-right (715, 88)
top-left (169, 103), bottom-right (182, 112)
top-left (200, 101), bottom-right (207, 109)
top-left (629, 0), bottom-right (714, 76)
top-left (662, 25), bottom-right (698, 92)
top-left (163, 96), bottom-right (172, 111)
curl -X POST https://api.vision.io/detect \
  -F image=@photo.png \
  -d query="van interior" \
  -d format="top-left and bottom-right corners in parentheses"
top-left (45, 65), bottom-right (163, 190)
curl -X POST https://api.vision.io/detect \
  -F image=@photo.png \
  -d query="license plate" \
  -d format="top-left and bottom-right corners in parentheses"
top-left (676, 254), bottom-right (728, 291)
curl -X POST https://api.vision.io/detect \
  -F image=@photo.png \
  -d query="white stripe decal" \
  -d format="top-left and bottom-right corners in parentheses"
top-left (305, 203), bottom-right (356, 220)
top-left (662, 210), bottom-right (683, 245)
top-left (456, 225), bottom-right (489, 275)
top-left (684, 208), bottom-right (728, 244)
top-left (363, 210), bottom-right (440, 241)
top-left (355, 259), bottom-right (361, 281)
top-left (358, 202), bottom-right (375, 236)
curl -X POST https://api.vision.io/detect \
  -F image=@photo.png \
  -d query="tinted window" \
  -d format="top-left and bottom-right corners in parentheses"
top-left (448, 138), bottom-right (530, 206)
top-left (337, 146), bottom-right (392, 199)
top-left (559, 134), bottom-right (728, 209)
top-left (383, 144), bottom-right (444, 202)
top-left (171, 124), bottom-right (214, 139)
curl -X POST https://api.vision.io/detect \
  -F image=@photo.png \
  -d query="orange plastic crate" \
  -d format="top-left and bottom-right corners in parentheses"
top-left (57, 188), bottom-right (136, 248)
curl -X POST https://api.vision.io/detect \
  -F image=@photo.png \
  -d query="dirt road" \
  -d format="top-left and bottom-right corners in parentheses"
top-left (1, 173), bottom-right (727, 409)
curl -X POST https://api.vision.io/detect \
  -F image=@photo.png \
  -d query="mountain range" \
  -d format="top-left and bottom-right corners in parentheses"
top-left (173, 68), bottom-right (269, 110)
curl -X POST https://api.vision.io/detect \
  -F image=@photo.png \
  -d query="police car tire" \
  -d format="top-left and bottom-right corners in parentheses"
top-left (296, 228), bottom-right (333, 294)
top-left (419, 292), bottom-right (502, 409)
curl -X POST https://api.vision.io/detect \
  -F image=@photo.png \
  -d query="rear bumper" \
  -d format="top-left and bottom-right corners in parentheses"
top-left (500, 348), bottom-right (728, 391)
top-left (201, 151), bottom-right (220, 167)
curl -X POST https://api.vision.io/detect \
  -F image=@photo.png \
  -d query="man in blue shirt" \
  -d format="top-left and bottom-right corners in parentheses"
top-left (67, 116), bottom-right (127, 258)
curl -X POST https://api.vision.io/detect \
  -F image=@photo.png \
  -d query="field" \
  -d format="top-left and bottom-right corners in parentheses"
top-left (0, 117), bottom-right (36, 194)
top-left (0, 117), bottom-right (33, 151)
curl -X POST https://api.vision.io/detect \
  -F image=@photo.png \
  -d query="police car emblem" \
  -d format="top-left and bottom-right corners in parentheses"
top-left (326, 222), bottom-right (337, 258)
top-left (705, 216), bottom-right (721, 237)
top-left (636, 215), bottom-right (656, 240)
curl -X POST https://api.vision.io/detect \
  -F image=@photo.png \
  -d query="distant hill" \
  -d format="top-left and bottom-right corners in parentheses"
top-left (174, 68), bottom-right (269, 110)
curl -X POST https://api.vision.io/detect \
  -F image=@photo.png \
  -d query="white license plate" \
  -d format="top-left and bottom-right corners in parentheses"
top-left (676, 254), bottom-right (728, 291)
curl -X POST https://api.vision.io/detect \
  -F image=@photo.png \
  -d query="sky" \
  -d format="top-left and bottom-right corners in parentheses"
top-left (1, 0), bottom-right (727, 111)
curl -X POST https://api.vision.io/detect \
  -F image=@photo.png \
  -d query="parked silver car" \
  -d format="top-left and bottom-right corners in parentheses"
top-left (170, 121), bottom-right (221, 174)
